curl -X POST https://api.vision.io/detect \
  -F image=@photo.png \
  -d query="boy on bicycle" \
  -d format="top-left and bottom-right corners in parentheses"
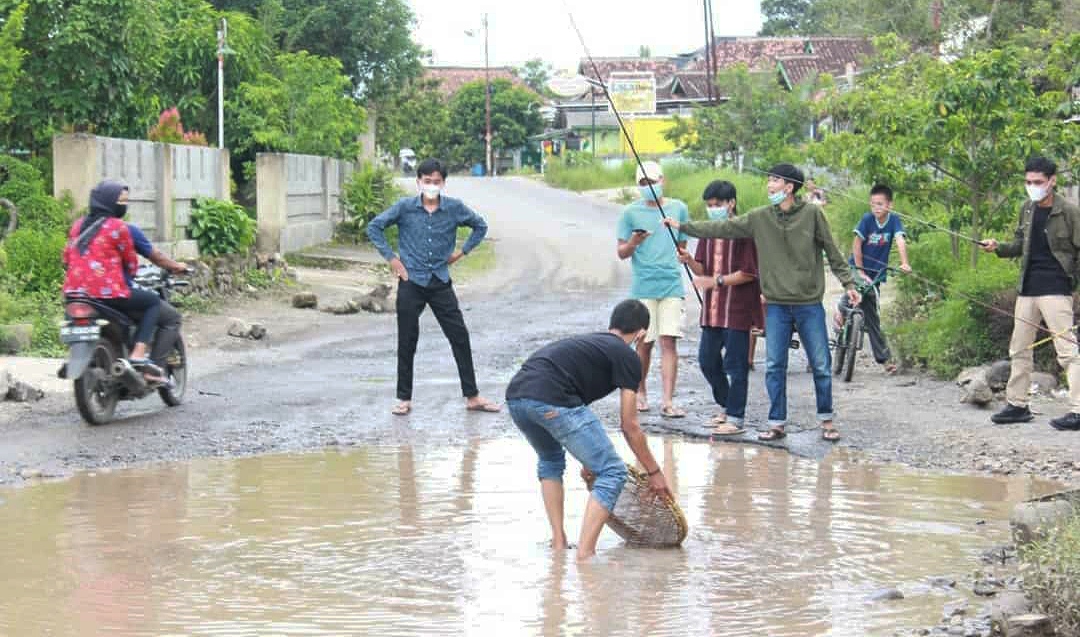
top-left (835, 184), bottom-right (912, 373)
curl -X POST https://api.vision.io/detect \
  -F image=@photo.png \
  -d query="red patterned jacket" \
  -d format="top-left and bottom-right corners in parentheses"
top-left (62, 217), bottom-right (138, 299)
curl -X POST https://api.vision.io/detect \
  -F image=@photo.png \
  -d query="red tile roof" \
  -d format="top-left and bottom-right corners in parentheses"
top-left (577, 57), bottom-right (681, 85)
top-left (422, 66), bottom-right (530, 96)
top-left (689, 36), bottom-right (874, 84)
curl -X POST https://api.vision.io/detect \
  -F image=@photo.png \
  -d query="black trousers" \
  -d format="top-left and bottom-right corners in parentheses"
top-left (396, 277), bottom-right (478, 400)
top-left (149, 300), bottom-right (182, 366)
top-left (100, 289), bottom-right (160, 348)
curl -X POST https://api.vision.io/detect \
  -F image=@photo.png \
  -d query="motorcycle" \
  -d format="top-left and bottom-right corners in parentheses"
top-left (59, 265), bottom-right (191, 425)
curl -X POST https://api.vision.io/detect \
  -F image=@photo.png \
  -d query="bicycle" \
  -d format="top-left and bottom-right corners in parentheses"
top-left (832, 266), bottom-right (891, 382)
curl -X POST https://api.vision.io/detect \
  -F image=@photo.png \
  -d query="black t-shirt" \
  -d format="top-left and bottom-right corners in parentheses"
top-left (1022, 206), bottom-right (1072, 297)
top-left (504, 332), bottom-right (642, 407)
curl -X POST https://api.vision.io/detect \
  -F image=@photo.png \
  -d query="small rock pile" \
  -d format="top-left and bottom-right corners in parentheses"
top-left (956, 360), bottom-right (1058, 407)
top-left (0, 369), bottom-right (43, 402)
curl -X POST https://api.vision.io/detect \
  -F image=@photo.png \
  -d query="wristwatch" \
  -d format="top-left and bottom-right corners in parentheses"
top-left (715, 274), bottom-right (725, 287)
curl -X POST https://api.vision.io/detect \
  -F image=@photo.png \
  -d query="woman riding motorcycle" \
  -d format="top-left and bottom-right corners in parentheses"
top-left (62, 180), bottom-right (164, 381)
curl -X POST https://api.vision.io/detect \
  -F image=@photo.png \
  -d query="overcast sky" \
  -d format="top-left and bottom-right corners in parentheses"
top-left (408, 0), bottom-right (764, 72)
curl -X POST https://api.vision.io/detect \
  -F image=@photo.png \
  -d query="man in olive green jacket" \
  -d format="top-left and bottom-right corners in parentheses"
top-left (982, 156), bottom-right (1080, 431)
top-left (664, 164), bottom-right (860, 442)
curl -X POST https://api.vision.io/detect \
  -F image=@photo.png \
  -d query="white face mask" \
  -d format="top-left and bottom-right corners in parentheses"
top-left (707, 206), bottom-right (729, 221)
top-left (1026, 184), bottom-right (1049, 202)
top-left (420, 183), bottom-right (442, 199)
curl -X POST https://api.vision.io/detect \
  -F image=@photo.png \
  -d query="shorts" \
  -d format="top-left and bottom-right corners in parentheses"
top-left (640, 297), bottom-right (684, 343)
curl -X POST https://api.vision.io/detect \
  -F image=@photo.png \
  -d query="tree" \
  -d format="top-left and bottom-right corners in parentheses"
top-left (151, 1), bottom-right (272, 141)
top-left (231, 51), bottom-right (367, 159)
top-left (518, 58), bottom-right (553, 95)
top-left (665, 64), bottom-right (816, 169)
top-left (375, 78), bottom-right (451, 161)
top-left (0, 2), bottom-right (26, 125)
top-left (0, 0), bottom-right (167, 149)
top-left (759, 0), bottom-right (824, 35)
top-left (813, 34), bottom-right (1079, 265)
top-left (445, 79), bottom-right (542, 168)
top-left (209, 0), bottom-right (423, 102)
top-left (638, 45), bottom-right (651, 58)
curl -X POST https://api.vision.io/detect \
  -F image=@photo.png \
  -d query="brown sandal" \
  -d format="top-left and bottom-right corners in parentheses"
top-left (758, 427), bottom-right (787, 441)
top-left (822, 427), bottom-right (841, 441)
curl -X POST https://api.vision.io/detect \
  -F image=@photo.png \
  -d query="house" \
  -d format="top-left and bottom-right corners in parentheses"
top-left (548, 37), bottom-right (875, 158)
top-left (422, 65), bottom-right (530, 97)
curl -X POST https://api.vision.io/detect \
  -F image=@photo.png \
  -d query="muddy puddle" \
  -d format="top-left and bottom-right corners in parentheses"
top-left (0, 436), bottom-right (1059, 636)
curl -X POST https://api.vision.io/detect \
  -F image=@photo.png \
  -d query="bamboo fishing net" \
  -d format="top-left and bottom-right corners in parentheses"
top-left (588, 464), bottom-right (688, 547)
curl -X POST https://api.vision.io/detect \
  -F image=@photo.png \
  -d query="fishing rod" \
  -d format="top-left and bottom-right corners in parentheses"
top-left (565, 7), bottom-right (703, 305)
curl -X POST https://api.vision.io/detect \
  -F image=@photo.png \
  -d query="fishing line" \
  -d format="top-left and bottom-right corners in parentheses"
top-left (853, 257), bottom-right (1079, 349)
top-left (743, 165), bottom-right (989, 247)
top-left (563, 4), bottom-right (703, 305)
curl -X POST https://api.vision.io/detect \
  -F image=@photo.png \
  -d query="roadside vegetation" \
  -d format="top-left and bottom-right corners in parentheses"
top-left (1021, 513), bottom-right (1080, 637)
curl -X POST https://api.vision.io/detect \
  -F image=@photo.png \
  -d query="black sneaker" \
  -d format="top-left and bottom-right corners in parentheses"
top-left (1049, 412), bottom-right (1080, 431)
top-left (990, 404), bottom-right (1034, 425)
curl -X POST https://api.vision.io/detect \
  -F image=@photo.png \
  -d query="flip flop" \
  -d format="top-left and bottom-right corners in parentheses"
top-left (637, 398), bottom-right (650, 412)
top-left (466, 401), bottom-right (502, 413)
top-left (660, 405), bottom-right (687, 419)
top-left (391, 402), bottom-right (411, 416)
top-left (822, 427), bottom-right (841, 441)
top-left (712, 423), bottom-right (745, 436)
top-left (758, 427), bottom-right (787, 441)
top-left (708, 413), bottom-right (727, 425)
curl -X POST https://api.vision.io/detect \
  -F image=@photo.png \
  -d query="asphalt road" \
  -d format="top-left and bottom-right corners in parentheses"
top-left (1, 177), bottom-right (1077, 486)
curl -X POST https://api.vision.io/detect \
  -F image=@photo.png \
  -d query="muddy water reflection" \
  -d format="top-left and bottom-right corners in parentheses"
top-left (0, 438), bottom-right (1056, 636)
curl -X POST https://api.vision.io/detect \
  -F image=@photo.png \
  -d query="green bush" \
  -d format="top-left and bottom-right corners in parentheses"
top-left (12, 193), bottom-right (71, 233)
top-left (2, 228), bottom-right (66, 293)
top-left (1021, 513), bottom-right (1080, 637)
top-left (888, 238), bottom-right (1019, 377)
top-left (543, 154), bottom-right (636, 191)
top-left (190, 197), bottom-right (256, 256)
top-left (338, 161), bottom-right (403, 243)
top-left (0, 155), bottom-right (48, 203)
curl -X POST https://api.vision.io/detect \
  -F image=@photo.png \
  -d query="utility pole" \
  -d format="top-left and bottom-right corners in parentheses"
top-left (483, 13), bottom-right (492, 176)
top-left (216, 17), bottom-right (227, 149)
top-left (702, 0), bottom-right (714, 104)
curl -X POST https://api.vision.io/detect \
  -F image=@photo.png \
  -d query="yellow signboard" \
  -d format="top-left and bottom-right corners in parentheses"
top-left (608, 73), bottom-right (656, 115)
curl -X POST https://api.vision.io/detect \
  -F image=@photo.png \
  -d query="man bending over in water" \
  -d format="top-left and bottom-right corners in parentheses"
top-left (506, 299), bottom-right (673, 560)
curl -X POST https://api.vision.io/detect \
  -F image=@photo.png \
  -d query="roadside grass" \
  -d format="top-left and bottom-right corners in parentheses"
top-left (451, 227), bottom-right (495, 281)
top-left (1020, 512), bottom-right (1080, 637)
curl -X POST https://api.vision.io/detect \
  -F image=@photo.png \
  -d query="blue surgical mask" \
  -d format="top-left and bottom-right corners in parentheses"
top-left (707, 206), bottom-right (729, 221)
top-left (639, 185), bottom-right (662, 202)
top-left (768, 190), bottom-right (787, 206)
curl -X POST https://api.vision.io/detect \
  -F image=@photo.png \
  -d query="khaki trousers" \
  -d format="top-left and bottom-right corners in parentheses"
top-left (1005, 295), bottom-right (1080, 411)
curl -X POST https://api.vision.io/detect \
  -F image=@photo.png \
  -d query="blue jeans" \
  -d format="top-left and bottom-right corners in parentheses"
top-left (765, 303), bottom-right (834, 425)
top-left (698, 326), bottom-right (750, 424)
top-left (508, 398), bottom-right (628, 512)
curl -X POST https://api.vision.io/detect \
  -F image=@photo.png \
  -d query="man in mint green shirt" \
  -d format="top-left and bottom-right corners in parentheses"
top-left (616, 160), bottom-right (690, 418)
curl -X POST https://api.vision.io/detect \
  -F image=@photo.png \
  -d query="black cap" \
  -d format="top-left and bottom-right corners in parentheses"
top-left (767, 163), bottom-right (805, 193)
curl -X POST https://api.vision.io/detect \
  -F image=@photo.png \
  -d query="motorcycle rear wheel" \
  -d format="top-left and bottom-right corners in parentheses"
top-left (158, 335), bottom-right (187, 407)
top-left (74, 339), bottom-right (119, 425)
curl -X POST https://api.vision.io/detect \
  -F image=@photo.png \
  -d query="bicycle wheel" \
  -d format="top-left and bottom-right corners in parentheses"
top-left (843, 312), bottom-right (863, 382)
top-left (833, 323), bottom-right (848, 376)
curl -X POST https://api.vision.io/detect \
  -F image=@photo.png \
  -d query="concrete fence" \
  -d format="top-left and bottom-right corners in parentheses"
top-left (255, 153), bottom-right (354, 254)
top-left (52, 134), bottom-right (230, 258)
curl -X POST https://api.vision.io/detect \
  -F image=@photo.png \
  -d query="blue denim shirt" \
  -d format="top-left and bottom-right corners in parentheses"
top-left (366, 195), bottom-right (489, 287)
